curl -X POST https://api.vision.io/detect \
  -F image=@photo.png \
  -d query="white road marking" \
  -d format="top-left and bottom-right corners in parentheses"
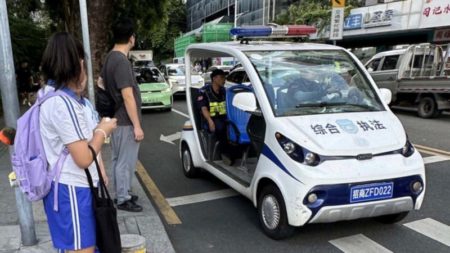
top-left (160, 132), bottom-right (182, 145)
top-left (423, 155), bottom-right (450, 164)
top-left (172, 108), bottom-right (189, 118)
top-left (166, 189), bottom-right (239, 207)
top-left (404, 218), bottom-right (450, 246)
top-left (329, 234), bottom-right (392, 253)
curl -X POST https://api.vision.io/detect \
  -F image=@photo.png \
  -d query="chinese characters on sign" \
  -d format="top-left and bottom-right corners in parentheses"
top-left (423, 4), bottom-right (450, 17)
top-left (420, 0), bottom-right (450, 28)
top-left (434, 29), bottom-right (450, 43)
top-left (344, 14), bottom-right (362, 30)
top-left (311, 120), bottom-right (386, 135)
top-left (330, 7), bottom-right (344, 40)
top-left (363, 9), bottom-right (394, 28)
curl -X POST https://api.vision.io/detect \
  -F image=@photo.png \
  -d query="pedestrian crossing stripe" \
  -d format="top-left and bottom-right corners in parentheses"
top-left (329, 218), bottom-right (450, 252)
top-left (329, 234), bottom-right (392, 253)
top-left (404, 218), bottom-right (450, 247)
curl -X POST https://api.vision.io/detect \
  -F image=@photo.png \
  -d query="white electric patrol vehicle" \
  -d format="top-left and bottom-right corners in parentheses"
top-left (179, 26), bottom-right (425, 239)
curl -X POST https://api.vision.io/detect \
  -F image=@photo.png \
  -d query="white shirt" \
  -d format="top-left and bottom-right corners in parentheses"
top-left (39, 85), bottom-right (99, 187)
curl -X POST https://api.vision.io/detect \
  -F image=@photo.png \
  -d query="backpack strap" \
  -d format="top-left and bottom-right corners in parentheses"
top-left (34, 89), bottom-right (76, 211)
top-left (52, 148), bottom-right (70, 211)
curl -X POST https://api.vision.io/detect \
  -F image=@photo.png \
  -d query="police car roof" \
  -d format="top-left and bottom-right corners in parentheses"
top-left (186, 41), bottom-right (344, 58)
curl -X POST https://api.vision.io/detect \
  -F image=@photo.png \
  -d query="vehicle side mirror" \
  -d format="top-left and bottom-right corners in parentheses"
top-left (379, 88), bottom-right (392, 105)
top-left (232, 92), bottom-right (257, 113)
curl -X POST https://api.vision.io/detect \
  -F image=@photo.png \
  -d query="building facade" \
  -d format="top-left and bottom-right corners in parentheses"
top-left (186, 0), bottom-right (297, 31)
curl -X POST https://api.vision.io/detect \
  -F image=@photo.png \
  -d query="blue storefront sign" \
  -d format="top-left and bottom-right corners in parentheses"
top-left (344, 14), bottom-right (362, 30)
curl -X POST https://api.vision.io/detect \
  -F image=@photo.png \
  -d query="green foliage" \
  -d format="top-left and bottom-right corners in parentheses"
top-left (115, 0), bottom-right (186, 63)
top-left (276, 0), bottom-right (363, 37)
top-left (7, 0), bottom-right (48, 69)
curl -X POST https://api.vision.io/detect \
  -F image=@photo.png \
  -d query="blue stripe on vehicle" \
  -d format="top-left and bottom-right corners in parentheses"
top-left (60, 96), bottom-right (84, 140)
top-left (262, 144), bottom-right (301, 183)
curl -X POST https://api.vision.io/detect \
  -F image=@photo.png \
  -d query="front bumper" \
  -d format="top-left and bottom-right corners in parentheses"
top-left (303, 175), bottom-right (424, 224)
top-left (141, 91), bottom-right (172, 109)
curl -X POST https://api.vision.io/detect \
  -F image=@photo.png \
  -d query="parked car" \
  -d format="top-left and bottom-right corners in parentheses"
top-left (136, 67), bottom-right (172, 111)
top-left (160, 63), bottom-right (204, 95)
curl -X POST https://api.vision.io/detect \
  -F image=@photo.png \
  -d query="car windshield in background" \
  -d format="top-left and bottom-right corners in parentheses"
top-left (137, 68), bottom-right (165, 83)
top-left (168, 66), bottom-right (185, 76)
top-left (245, 50), bottom-right (385, 116)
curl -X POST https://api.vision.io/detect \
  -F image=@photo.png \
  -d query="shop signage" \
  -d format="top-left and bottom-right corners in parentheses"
top-left (421, 0), bottom-right (450, 28)
top-left (434, 28), bottom-right (450, 42)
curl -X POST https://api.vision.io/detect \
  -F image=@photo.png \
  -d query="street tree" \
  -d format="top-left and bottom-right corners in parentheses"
top-left (277, 0), bottom-right (362, 39)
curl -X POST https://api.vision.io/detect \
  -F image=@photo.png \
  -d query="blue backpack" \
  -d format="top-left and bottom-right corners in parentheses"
top-left (12, 89), bottom-right (69, 211)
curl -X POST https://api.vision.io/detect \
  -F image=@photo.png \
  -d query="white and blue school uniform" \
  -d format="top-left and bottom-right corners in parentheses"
top-left (39, 84), bottom-right (100, 251)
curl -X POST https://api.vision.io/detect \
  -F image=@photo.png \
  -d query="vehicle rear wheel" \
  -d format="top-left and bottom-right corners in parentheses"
top-left (374, 211), bottom-right (409, 224)
top-left (181, 144), bottom-right (200, 178)
top-left (258, 185), bottom-right (295, 240)
top-left (418, 97), bottom-right (438, 118)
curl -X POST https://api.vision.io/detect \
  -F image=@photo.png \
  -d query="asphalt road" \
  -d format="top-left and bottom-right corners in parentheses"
top-left (138, 99), bottom-right (450, 253)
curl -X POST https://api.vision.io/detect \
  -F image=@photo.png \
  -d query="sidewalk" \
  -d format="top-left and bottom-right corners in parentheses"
top-left (0, 142), bottom-right (175, 253)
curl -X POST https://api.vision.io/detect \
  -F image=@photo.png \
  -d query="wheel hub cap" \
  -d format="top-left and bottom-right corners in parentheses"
top-left (183, 150), bottom-right (191, 172)
top-left (261, 195), bottom-right (280, 230)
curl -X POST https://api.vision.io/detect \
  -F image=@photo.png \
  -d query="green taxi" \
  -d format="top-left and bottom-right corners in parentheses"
top-left (137, 67), bottom-right (172, 111)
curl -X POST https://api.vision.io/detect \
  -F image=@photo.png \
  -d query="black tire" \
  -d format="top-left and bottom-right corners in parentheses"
top-left (181, 144), bottom-right (200, 178)
top-left (418, 97), bottom-right (438, 118)
top-left (258, 185), bottom-right (296, 240)
top-left (374, 211), bottom-right (409, 224)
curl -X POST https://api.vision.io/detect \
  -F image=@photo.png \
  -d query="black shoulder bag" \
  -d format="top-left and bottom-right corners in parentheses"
top-left (85, 146), bottom-right (122, 253)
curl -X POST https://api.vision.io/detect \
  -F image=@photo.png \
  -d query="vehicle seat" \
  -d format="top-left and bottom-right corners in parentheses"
top-left (226, 84), bottom-right (253, 145)
top-left (226, 84), bottom-right (253, 168)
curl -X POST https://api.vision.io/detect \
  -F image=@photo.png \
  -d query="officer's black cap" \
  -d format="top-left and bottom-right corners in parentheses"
top-left (210, 69), bottom-right (226, 80)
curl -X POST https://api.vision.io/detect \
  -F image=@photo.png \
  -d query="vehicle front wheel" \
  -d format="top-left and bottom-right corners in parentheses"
top-left (181, 144), bottom-right (200, 178)
top-left (418, 97), bottom-right (438, 118)
top-left (258, 185), bottom-right (295, 240)
top-left (374, 211), bottom-right (409, 224)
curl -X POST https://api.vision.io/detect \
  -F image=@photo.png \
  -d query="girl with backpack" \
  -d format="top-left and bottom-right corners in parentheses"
top-left (39, 32), bottom-right (117, 253)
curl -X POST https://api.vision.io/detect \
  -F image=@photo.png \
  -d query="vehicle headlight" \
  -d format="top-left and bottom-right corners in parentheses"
top-left (275, 132), bottom-right (320, 166)
top-left (163, 87), bottom-right (171, 93)
top-left (304, 152), bottom-right (319, 166)
top-left (401, 140), bottom-right (415, 157)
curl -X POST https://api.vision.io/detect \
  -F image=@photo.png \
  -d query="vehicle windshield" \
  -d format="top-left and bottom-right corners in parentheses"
top-left (137, 68), bottom-right (165, 83)
top-left (167, 65), bottom-right (201, 76)
top-left (168, 66), bottom-right (185, 76)
top-left (245, 50), bottom-right (385, 116)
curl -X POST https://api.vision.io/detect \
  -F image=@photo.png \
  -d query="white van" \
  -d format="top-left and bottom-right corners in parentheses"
top-left (179, 40), bottom-right (425, 239)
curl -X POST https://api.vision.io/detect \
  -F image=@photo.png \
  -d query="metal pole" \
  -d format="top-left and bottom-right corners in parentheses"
top-left (0, 0), bottom-right (37, 246)
top-left (234, 0), bottom-right (238, 41)
top-left (262, 0), bottom-right (265, 25)
top-left (79, 0), bottom-right (95, 105)
top-left (272, 0), bottom-right (276, 21)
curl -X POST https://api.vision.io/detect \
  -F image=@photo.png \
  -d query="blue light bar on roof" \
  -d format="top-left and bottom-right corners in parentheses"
top-left (230, 25), bottom-right (316, 38)
top-left (230, 26), bottom-right (272, 37)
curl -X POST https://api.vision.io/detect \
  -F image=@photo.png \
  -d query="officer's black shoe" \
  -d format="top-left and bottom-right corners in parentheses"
top-left (117, 200), bottom-right (143, 212)
top-left (221, 153), bottom-right (235, 166)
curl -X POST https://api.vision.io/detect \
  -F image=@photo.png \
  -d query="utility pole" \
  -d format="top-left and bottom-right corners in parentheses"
top-left (0, 0), bottom-right (37, 246)
top-left (79, 0), bottom-right (95, 105)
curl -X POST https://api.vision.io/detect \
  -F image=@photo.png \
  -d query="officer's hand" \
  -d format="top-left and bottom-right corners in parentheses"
top-left (208, 119), bottom-right (215, 132)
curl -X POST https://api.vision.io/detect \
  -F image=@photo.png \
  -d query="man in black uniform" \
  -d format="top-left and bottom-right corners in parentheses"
top-left (196, 69), bottom-right (234, 165)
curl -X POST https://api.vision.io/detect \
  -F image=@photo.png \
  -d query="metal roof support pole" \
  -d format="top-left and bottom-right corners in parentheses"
top-left (0, 0), bottom-right (37, 246)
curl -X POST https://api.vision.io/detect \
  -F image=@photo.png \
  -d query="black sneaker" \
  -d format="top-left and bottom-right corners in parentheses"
top-left (117, 200), bottom-right (143, 212)
top-left (114, 194), bottom-right (138, 204)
